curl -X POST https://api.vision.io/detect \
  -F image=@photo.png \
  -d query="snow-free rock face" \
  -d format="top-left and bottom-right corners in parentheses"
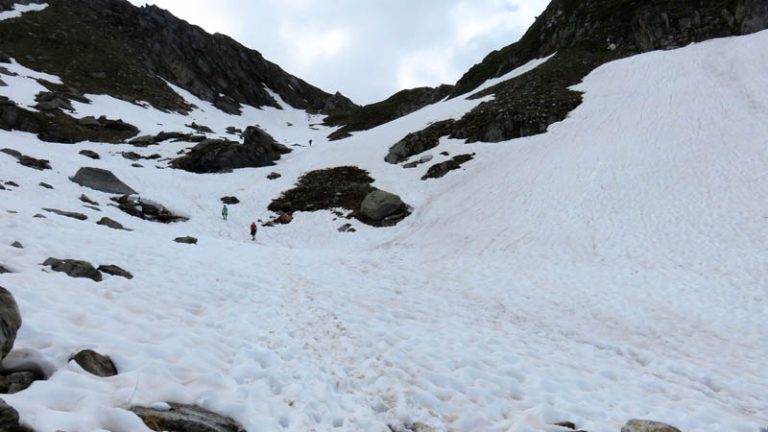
top-left (0, 287), bottom-right (21, 361)
top-left (0, 0), bottom-right (357, 115)
top-left (70, 167), bottom-right (137, 195)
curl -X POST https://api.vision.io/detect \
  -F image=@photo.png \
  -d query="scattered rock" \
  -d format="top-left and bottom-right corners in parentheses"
top-left (131, 403), bottom-right (246, 432)
top-left (174, 236), bottom-right (198, 245)
top-left (4, 182), bottom-right (18, 187)
top-left (97, 265), bottom-right (133, 280)
top-left (220, 196), bottom-right (240, 205)
top-left (360, 190), bottom-right (407, 222)
top-left (35, 91), bottom-right (73, 112)
top-left (42, 208), bottom-right (88, 221)
top-left (121, 151), bottom-right (142, 161)
top-left (621, 419), bottom-right (683, 432)
top-left (225, 126), bottom-right (242, 135)
top-left (70, 349), bottom-right (118, 377)
top-left (338, 223), bottom-right (355, 233)
top-left (0, 265), bottom-right (9, 274)
top-left (554, 421), bottom-right (578, 430)
top-left (1, 148), bottom-right (51, 171)
top-left (171, 127), bottom-right (291, 173)
top-left (275, 212), bottom-right (293, 225)
top-left (421, 153), bottom-right (475, 180)
top-left (113, 195), bottom-right (188, 223)
top-left (440, 151), bottom-right (449, 156)
top-left (0, 287), bottom-right (22, 360)
top-left (79, 149), bottom-right (100, 160)
top-left (0, 370), bottom-right (42, 394)
top-left (128, 135), bottom-right (156, 146)
top-left (0, 398), bottom-right (33, 431)
top-left (79, 194), bottom-right (98, 206)
top-left (32, 214), bottom-right (45, 219)
top-left (43, 258), bottom-right (102, 282)
top-left (10, 242), bottom-right (22, 249)
top-left (185, 122), bottom-right (214, 134)
top-left (39, 182), bottom-right (53, 189)
top-left (97, 217), bottom-right (127, 230)
top-left (267, 172), bottom-right (281, 180)
top-left (388, 422), bottom-right (435, 432)
top-left (385, 120), bottom-right (454, 164)
top-left (70, 167), bottom-right (137, 195)
top-left (131, 163), bottom-right (143, 168)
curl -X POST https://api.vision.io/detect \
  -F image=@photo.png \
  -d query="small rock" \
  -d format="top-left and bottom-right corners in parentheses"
top-left (32, 214), bottom-right (45, 219)
top-left (97, 265), bottom-right (133, 280)
top-left (43, 258), bottom-right (102, 282)
top-left (79, 194), bottom-right (98, 206)
top-left (70, 349), bottom-right (118, 377)
top-left (42, 208), bottom-right (88, 221)
top-left (267, 172), bottom-right (281, 180)
top-left (10, 242), bottom-right (22, 249)
top-left (221, 196), bottom-right (240, 205)
top-left (338, 223), bottom-right (355, 233)
top-left (4, 182), bottom-right (18, 187)
top-left (79, 150), bottom-right (100, 160)
top-left (39, 182), bottom-right (53, 189)
top-left (0, 265), bottom-right (9, 274)
top-left (174, 236), bottom-right (198, 245)
top-left (131, 163), bottom-right (143, 168)
top-left (97, 217), bottom-right (127, 230)
top-left (185, 122), bottom-right (214, 134)
top-left (621, 419), bottom-right (683, 432)
top-left (275, 212), bottom-right (293, 225)
top-left (131, 403), bottom-right (246, 432)
top-left (121, 151), bottom-right (142, 161)
top-left (440, 151), bottom-right (450, 156)
top-left (402, 161), bottom-right (419, 169)
top-left (0, 287), bottom-right (22, 360)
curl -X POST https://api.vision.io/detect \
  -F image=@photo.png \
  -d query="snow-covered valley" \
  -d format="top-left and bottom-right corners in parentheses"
top-left (0, 8), bottom-right (767, 431)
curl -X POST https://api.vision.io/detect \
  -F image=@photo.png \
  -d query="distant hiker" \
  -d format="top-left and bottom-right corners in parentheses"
top-left (250, 222), bottom-right (257, 240)
top-left (222, 205), bottom-right (229, 220)
top-left (309, 139), bottom-right (312, 147)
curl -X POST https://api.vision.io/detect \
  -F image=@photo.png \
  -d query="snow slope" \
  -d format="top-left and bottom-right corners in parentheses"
top-left (1, 22), bottom-right (767, 432)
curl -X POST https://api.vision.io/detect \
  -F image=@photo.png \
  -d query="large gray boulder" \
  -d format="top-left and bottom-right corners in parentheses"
top-left (0, 287), bottom-right (21, 361)
top-left (131, 403), bottom-right (246, 432)
top-left (360, 190), bottom-right (406, 221)
top-left (622, 419), bottom-right (683, 432)
top-left (70, 167), bottom-right (137, 195)
top-left (43, 258), bottom-right (102, 282)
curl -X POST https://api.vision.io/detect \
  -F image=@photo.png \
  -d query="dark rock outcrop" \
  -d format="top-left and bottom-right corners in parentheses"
top-left (113, 195), bottom-right (188, 223)
top-left (1, 148), bottom-right (51, 170)
top-left (0, 0), bottom-right (357, 116)
top-left (70, 349), bottom-right (118, 377)
top-left (171, 127), bottom-right (290, 173)
top-left (70, 167), bottom-right (137, 195)
top-left (0, 287), bottom-right (21, 361)
top-left (220, 196), bottom-right (239, 205)
top-left (421, 154), bottom-right (475, 180)
top-left (131, 403), bottom-right (246, 432)
top-left (79, 149), bottom-right (100, 160)
top-left (43, 258), bottom-right (102, 282)
top-left (97, 217), bottom-right (127, 230)
top-left (97, 265), bottom-right (133, 280)
top-left (42, 208), bottom-right (88, 221)
top-left (326, 84), bottom-right (454, 140)
top-left (385, 120), bottom-right (455, 164)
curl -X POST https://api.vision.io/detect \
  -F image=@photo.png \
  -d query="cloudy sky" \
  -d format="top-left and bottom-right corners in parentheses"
top-left (127, 0), bottom-right (549, 104)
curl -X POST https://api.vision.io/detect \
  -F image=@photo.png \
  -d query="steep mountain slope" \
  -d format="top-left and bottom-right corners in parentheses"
top-left (0, 1), bottom-right (767, 432)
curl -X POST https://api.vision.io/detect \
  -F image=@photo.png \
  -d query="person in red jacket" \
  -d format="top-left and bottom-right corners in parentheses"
top-left (250, 222), bottom-right (257, 240)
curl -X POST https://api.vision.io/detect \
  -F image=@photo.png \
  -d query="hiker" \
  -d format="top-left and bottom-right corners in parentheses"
top-left (309, 139), bottom-right (312, 147)
top-left (250, 222), bottom-right (257, 240)
top-left (222, 205), bottom-right (228, 220)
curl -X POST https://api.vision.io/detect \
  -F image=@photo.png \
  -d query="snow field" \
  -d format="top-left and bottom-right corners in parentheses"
top-left (0, 25), bottom-right (767, 432)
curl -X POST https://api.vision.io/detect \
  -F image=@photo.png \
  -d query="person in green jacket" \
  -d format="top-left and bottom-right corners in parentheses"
top-left (222, 205), bottom-right (229, 220)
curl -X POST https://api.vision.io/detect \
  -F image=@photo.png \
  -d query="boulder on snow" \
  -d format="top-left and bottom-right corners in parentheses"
top-left (113, 195), bottom-right (188, 224)
top-left (0, 369), bottom-right (42, 394)
top-left (421, 153), bottom-right (475, 180)
top-left (10, 242), bottom-right (22, 249)
top-left (131, 403), bottom-right (246, 432)
top-left (171, 126), bottom-right (291, 173)
top-left (97, 265), bottom-right (133, 280)
top-left (97, 217), bottom-right (128, 230)
top-left (42, 208), bottom-right (88, 221)
top-left (0, 287), bottom-right (21, 360)
top-left (360, 190), bottom-right (406, 222)
top-left (621, 420), bottom-right (683, 432)
top-left (174, 236), bottom-right (198, 245)
top-left (0, 398), bottom-right (33, 431)
top-left (43, 258), bottom-right (102, 282)
top-left (0, 265), bottom-right (9, 274)
top-left (1, 148), bottom-right (51, 171)
top-left (39, 182), bottom-right (53, 189)
top-left (70, 349), bottom-right (118, 377)
top-left (267, 172), bottom-right (281, 180)
top-left (220, 196), bottom-right (240, 205)
top-left (70, 167), bottom-right (137, 195)
top-left (79, 150), bottom-right (100, 160)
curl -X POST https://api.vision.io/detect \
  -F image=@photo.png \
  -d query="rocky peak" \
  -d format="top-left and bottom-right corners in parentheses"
top-left (0, 0), bottom-right (358, 115)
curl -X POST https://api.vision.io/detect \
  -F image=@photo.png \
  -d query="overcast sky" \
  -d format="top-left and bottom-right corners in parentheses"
top-left (127, 0), bottom-right (549, 105)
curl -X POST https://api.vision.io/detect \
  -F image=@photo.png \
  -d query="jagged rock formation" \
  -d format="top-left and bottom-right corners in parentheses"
top-left (0, 0), bottom-right (357, 115)
top-left (385, 0), bottom-right (768, 154)
top-left (325, 85), bottom-right (454, 140)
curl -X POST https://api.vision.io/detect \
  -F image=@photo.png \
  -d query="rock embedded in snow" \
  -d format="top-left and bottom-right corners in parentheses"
top-left (96, 217), bottom-right (127, 230)
top-left (131, 403), bottom-right (246, 432)
top-left (621, 419), bottom-right (683, 432)
top-left (385, 119), bottom-right (455, 164)
top-left (0, 370), bottom-right (41, 394)
top-left (78, 150), bottom-right (100, 160)
top-left (174, 236), bottom-right (198, 245)
top-left (0, 148), bottom-right (51, 171)
top-left (42, 208), bottom-right (88, 221)
top-left (38, 182), bottom-right (53, 189)
top-left (10, 242), bottom-right (22, 249)
top-left (79, 194), bottom-right (98, 206)
top-left (70, 349), bottom-right (118, 377)
top-left (0, 287), bottom-right (21, 360)
top-left (267, 172), bottom-right (281, 180)
top-left (97, 265), bottom-right (133, 280)
top-left (0, 265), bottom-right (8, 274)
top-left (70, 167), bottom-right (137, 195)
top-left (421, 153), bottom-right (475, 180)
top-left (0, 399), bottom-right (32, 432)
top-left (220, 196), bottom-right (240, 205)
top-left (360, 190), bottom-right (406, 222)
top-left (113, 195), bottom-right (188, 224)
top-left (43, 258), bottom-right (102, 282)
